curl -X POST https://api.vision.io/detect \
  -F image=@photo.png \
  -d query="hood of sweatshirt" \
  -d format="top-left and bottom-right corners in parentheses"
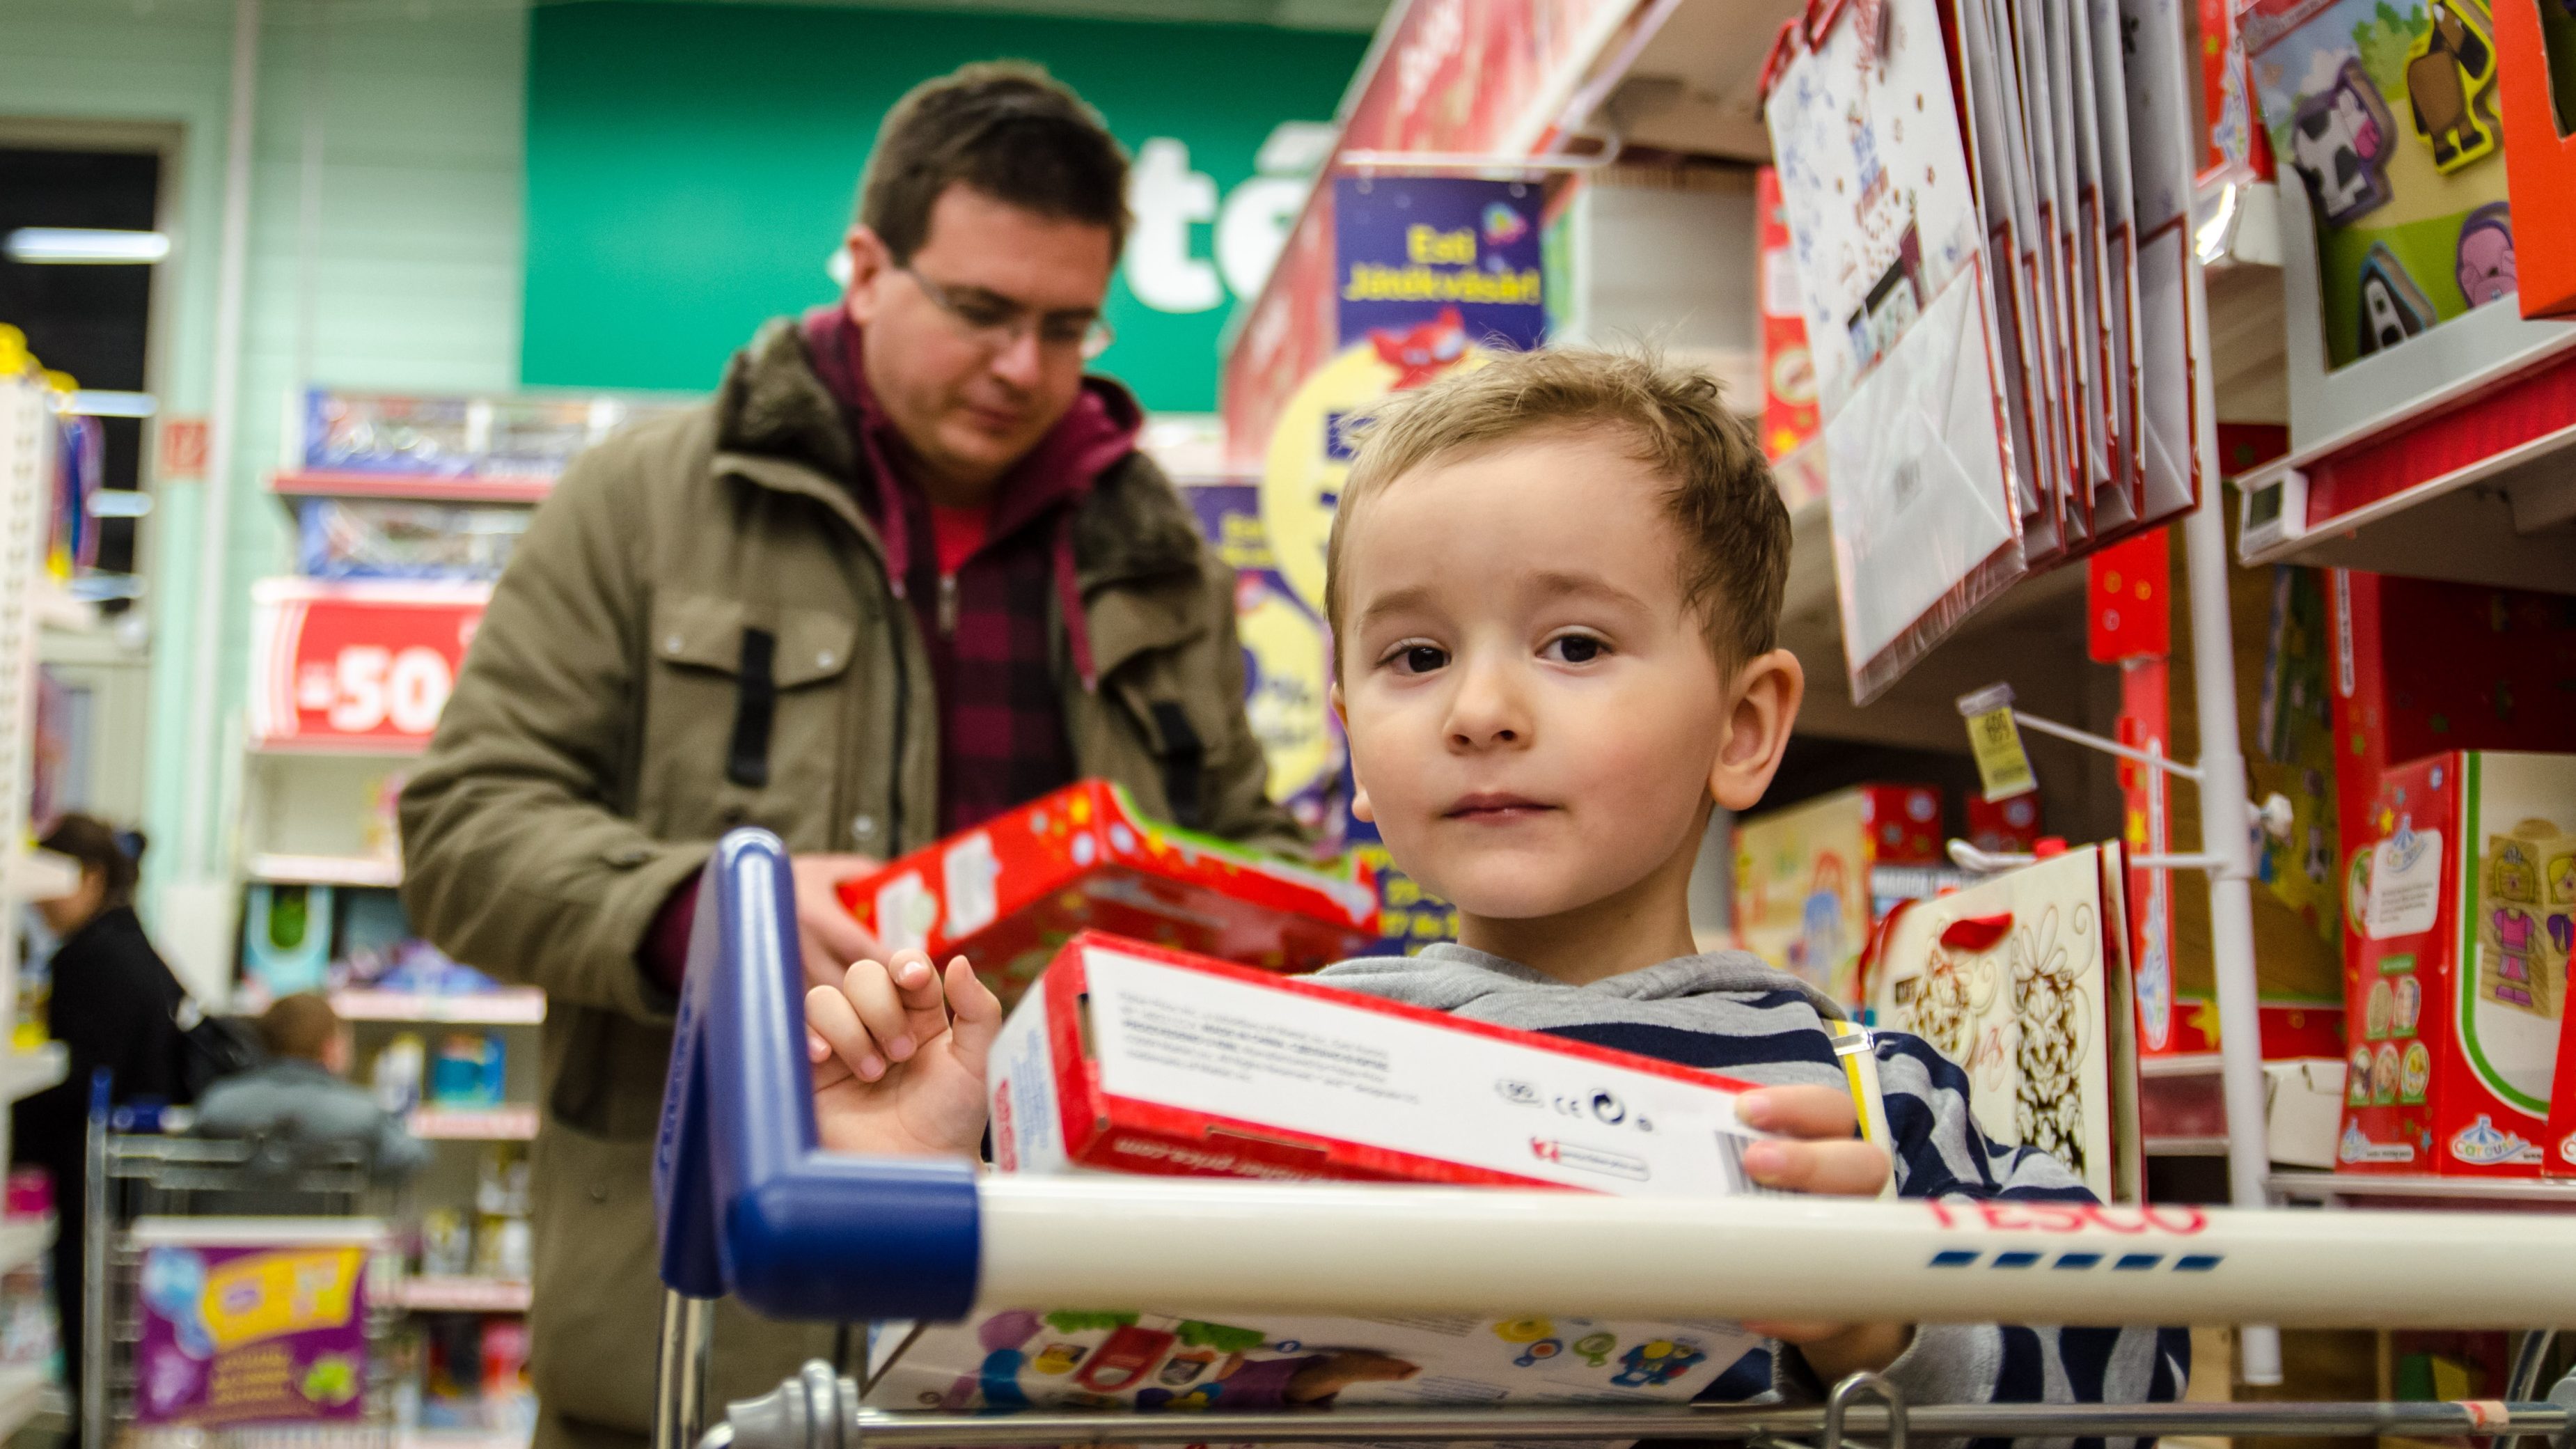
top-left (1317, 941), bottom-right (1846, 1018)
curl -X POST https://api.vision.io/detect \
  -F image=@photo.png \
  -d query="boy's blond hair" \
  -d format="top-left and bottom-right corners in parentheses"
top-left (1324, 348), bottom-right (1791, 673)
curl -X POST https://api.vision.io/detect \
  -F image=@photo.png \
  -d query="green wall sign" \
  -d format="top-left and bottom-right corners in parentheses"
top-left (521, 3), bottom-right (1367, 413)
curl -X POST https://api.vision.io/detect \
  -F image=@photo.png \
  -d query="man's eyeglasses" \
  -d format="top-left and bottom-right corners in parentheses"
top-left (900, 267), bottom-right (1114, 361)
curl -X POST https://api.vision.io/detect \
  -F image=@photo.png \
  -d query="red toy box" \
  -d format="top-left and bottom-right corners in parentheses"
top-left (2339, 751), bottom-right (2576, 1177)
top-left (835, 781), bottom-right (1379, 1003)
top-left (987, 932), bottom-right (1772, 1193)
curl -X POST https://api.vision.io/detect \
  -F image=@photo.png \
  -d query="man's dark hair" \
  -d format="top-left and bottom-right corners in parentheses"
top-left (858, 62), bottom-right (1131, 263)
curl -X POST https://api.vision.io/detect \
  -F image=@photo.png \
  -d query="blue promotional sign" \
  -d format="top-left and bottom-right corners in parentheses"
top-left (1333, 176), bottom-right (1548, 359)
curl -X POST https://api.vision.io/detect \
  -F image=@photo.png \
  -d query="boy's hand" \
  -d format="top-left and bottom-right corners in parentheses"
top-left (1736, 1085), bottom-right (1915, 1383)
top-left (805, 950), bottom-right (999, 1159)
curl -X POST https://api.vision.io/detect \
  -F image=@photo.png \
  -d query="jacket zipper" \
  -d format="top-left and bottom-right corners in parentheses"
top-left (937, 572), bottom-right (959, 636)
top-left (884, 572), bottom-right (911, 856)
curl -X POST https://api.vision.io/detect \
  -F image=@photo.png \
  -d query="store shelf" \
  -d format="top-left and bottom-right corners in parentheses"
top-left (336, 989), bottom-right (544, 1026)
top-left (2268, 1170), bottom-right (2576, 1207)
top-left (272, 470), bottom-right (553, 506)
top-left (402, 1430), bottom-right (532, 1449)
top-left (0, 1217), bottom-right (54, 1278)
top-left (407, 1105), bottom-right (537, 1141)
top-left (2137, 1053), bottom-right (2224, 1079)
top-left (388, 1275), bottom-right (533, 1313)
top-left (0, 1044), bottom-right (65, 1106)
top-left (249, 852), bottom-right (402, 888)
top-left (2235, 426), bottom-right (2576, 593)
top-left (1546, 0), bottom-right (1798, 161)
top-left (2144, 1136), bottom-right (2231, 1158)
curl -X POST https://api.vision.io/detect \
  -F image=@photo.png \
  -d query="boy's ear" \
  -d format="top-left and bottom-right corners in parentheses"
top-left (1708, 648), bottom-right (1805, 813)
top-left (1329, 680), bottom-right (1376, 824)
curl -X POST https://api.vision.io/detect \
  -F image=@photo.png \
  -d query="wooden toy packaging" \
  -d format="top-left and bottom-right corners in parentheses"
top-left (984, 932), bottom-right (1775, 1191)
top-left (833, 780), bottom-right (1379, 1003)
top-left (1859, 844), bottom-right (2143, 1203)
top-left (2339, 750), bottom-right (2576, 1176)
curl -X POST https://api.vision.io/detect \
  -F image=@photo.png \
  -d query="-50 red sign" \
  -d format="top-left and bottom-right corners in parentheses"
top-left (249, 581), bottom-right (487, 751)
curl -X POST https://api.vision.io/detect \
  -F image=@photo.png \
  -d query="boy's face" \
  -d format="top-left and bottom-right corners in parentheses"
top-left (1333, 430), bottom-right (1764, 924)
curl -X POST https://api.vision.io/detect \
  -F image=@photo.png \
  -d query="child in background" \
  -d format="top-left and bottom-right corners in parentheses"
top-left (801, 348), bottom-right (2188, 1416)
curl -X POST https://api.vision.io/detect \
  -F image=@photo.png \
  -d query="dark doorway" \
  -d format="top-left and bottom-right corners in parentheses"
top-left (0, 143), bottom-right (164, 590)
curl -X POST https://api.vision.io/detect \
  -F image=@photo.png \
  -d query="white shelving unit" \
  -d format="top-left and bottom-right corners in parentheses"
top-left (333, 988), bottom-right (545, 1026)
top-left (387, 1276), bottom-right (534, 1314)
top-left (407, 1104), bottom-right (537, 1142)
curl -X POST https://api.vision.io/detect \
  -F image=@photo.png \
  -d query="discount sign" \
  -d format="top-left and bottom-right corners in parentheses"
top-left (248, 580), bottom-right (487, 751)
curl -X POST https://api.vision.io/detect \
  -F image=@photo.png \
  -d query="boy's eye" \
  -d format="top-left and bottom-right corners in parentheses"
top-left (1546, 634), bottom-right (1606, 664)
top-left (1390, 643), bottom-right (1448, 675)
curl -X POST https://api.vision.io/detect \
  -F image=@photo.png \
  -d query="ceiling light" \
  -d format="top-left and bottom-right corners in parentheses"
top-left (63, 391), bottom-right (157, 418)
top-left (4, 228), bottom-right (171, 264)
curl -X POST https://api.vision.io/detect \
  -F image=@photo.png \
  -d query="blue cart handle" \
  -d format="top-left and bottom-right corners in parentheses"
top-left (653, 829), bottom-right (980, 1321)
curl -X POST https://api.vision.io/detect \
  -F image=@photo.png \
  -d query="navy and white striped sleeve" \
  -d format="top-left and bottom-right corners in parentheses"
top-left (1858, 1031), bottom-right (2191, 1446)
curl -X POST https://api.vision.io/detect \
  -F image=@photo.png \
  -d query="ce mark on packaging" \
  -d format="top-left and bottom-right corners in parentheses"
top-left (1496, 1080), bottom-right (1656, 1132)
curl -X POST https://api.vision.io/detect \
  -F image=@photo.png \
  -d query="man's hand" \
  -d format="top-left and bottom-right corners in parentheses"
top-left (791, 852), bottom-right (884, 991)
top-left (1736, 1085), bottom-right (1914, 1383)
top-left (806, 950), bottom-right (1000, 1159)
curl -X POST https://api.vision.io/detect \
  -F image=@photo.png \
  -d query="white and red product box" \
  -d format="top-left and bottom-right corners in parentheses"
top-left (2340, 751), bottom-right (2576, 1177)
top-left (874, 932), bottom-right (1779, 1418)
top-left (987, 932), bottom-right (1773, 1191)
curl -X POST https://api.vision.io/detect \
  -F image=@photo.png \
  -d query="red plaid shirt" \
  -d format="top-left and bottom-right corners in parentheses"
top-left (801, 304), bottom-right (1139, 836)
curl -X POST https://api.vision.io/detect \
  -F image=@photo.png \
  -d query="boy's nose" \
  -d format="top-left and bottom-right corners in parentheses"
top-left (1443, 659), bottom-right (1528, 749)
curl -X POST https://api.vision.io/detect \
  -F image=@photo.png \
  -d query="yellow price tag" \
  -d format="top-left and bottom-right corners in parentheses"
top-left (1957, 684), bottom-right (2035, 802)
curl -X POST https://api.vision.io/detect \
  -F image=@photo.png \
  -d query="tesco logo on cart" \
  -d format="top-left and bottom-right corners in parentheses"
top-left (1922, 1200), bottom-right (2224, 1273)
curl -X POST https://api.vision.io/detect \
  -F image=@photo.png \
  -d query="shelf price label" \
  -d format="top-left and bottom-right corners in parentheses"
top-left (1956, 682), bottom-right (2036, 802)
top-left (249, 581), bottom-right (487, 751)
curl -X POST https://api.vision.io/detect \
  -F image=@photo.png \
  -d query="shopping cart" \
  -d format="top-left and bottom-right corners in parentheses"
top-left (652, 831), bottom-right (2576, 1449)
top-left (84, 1079), bottom-right (409, 1449)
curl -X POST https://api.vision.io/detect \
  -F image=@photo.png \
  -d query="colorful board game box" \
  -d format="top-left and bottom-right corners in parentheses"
top-left (865, 1306), bottom-right (1767, 1418)
top-left (987, 932), bottom-right (1774, 1191)
top-left (2338, 750), bottom-right (2576, 1177)
top-left (835, 781), bottom-right (1379, 1003)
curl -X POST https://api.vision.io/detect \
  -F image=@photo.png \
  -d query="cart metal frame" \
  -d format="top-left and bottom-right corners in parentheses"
top-left (83, 1092), bottom-right (407, 1449)
top-left (649, 831), bottom-right (2576, 1449)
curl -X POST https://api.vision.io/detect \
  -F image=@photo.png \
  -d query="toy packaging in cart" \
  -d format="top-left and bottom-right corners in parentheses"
top-left (871, 932), bottom-right (1778, 1420)
top-left (985, 932), bottom-right (1777, 1189)
top-left (834, 781), bottom-right (1380, 1002)
top-left (865, 1306), bottom-right (1766, 1418)
top-left (2340, 750), bottom-right (2576, 1176)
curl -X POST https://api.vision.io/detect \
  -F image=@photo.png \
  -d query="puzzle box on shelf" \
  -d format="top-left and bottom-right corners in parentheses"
top-left (835, 781), bottom-right (1379, 1001)
top-left (987, 932), bottom-right (1777, 1191)
top-left (1732, 784), bottom-right (1952, 1005)
top-left (2339, 750), bottom-right (2576, 1177)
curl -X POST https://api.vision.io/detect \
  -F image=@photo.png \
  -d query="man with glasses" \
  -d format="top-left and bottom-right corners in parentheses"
top-left (399, 63), bottom-right (1299, 1449)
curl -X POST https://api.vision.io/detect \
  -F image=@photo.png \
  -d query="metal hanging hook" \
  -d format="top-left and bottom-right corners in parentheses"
top-left (1822, 1371), bottom-right (1910, 1449)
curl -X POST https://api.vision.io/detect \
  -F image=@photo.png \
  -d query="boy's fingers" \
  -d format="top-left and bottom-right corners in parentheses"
top-left (943, 957), bottom-right (1005, 1074)
top-left (1741, 1137), bottom-right (1891, 1198)
top-left (1737, 1084), bottom-right (1860, 1141)
top-left (805, 984), bottom-right (886, 1083)
top-left (840, 959), bottom-right (918, 1062)
top-left (890, 948), bottom-right (953, 1047)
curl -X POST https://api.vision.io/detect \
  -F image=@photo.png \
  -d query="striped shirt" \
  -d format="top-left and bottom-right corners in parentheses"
top-left (1314, 943), bottom-right (2190, 1448)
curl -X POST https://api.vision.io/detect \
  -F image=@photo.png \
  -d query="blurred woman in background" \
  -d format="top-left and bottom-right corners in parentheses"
top-left (12, 813), bottom-right (186, 1433)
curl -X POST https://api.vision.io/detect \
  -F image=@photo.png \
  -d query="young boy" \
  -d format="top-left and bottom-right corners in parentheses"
top-left (801, 348), bottom-right (2189, 1413)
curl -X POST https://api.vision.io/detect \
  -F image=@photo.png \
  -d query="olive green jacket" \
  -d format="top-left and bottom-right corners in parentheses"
top-left (398, 320), bottom-right (1298, 1448)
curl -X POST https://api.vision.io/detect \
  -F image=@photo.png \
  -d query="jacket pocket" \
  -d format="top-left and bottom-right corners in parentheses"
top-left (642, 591), bottom-right (859, 842)
top-left (526, 1117), bottom-right (663, 1432)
